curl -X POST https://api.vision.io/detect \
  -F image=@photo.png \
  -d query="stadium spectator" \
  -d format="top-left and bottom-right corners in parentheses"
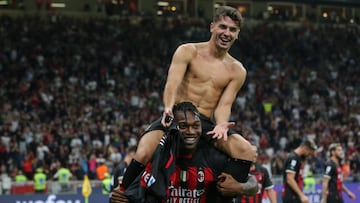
top-left (15, 170), bottom-right (28, 184)
top-left (33, 168), bottom-right (47, 194)
top-left (53, 162), bottom-right (72, 192)
top-left (0, 164), bottom-right (11, 194)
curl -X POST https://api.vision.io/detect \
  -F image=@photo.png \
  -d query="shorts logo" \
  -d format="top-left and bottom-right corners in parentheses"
top-left (197, 171), bottom-right (204, 183)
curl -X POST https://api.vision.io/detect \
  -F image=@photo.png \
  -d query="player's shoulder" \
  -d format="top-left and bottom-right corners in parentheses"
top-left (285, 152), bottom-right (299, 163)
top-left (175, 43), bottom-right (199, 59)
top-left (177, 42), bottom-right (201, 52)
top-left (326, 159), bottom-right (336, 167)
top-left (226, 54), bottom-right (246, 74)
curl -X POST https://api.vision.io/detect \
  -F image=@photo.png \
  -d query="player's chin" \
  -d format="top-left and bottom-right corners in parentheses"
top-left (218, 39), bottom-right (234, 47)
top-left (216, 42), bottom-right (230, 49)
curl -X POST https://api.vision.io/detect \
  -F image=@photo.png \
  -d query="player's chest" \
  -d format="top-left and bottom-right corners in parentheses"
top-left (189, 58), bottom-right (232, 84)
top-left (171, 166), bottom-right (214, 186)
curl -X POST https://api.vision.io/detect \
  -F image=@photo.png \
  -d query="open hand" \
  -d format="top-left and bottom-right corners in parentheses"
top-left (206, 122), bottom-right (235, 141)
top-left (348, 191), bottom-right (356, 200)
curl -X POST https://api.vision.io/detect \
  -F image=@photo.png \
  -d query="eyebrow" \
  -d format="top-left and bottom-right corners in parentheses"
top-left (219, 23), bottom-right (239, 30)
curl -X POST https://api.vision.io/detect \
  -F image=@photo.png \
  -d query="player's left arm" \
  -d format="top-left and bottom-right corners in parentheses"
top-left (210, 61), bottom-right (255, 162)
top-left (208, 61), bottom-right (246, 141)
top-left (262, 166), bottom-right (277, 203)
top-left (267, 188), bottom-right (277, 203)
top-left (342, 183), bottom-right (356, 200)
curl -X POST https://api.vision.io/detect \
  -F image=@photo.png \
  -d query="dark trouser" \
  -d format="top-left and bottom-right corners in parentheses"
top-left (282, 196), bottom-right (301, 203)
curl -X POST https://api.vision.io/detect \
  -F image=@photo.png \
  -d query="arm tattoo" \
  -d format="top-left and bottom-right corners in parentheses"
top-left (239, 175), bottom-right (259, 196)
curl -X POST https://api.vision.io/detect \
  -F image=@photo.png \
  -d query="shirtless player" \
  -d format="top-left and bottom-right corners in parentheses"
top-left (121, 5), bottom-right (256, 189)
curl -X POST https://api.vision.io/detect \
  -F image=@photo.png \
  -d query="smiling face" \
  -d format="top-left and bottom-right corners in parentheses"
top-left (210, 16), bottom-right (240, 50)
top-left (174, 110), bottom-right (202, 153)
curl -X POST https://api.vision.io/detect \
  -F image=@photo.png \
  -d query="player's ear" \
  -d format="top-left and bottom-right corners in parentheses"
top-left (210, 22), bottom-right (215, 32)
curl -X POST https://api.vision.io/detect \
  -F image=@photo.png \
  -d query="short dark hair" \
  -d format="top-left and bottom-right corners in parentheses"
top-left (173, 102), bottom-right (200, 118)
top-left (213, 6), bottom-right (243, 28)
top-left (302, 139), bottom-right (318, 151)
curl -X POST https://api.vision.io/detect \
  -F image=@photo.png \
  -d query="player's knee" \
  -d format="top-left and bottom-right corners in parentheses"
top-left (234, 134), bottom-right (256, 161)
top-left (244, 140), bottom-right (257, 160)
top-left (134, 130), bottom-right (164, 164)
top-left (134, 147), bottom-right (152, 165)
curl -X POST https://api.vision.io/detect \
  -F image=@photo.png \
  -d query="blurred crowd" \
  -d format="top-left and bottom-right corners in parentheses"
top-left (0, 14), bottom-right (359, 187)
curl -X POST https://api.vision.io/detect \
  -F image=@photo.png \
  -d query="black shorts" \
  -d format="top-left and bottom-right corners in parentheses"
top-left (282, 196), bottom-right (301, 203)
top-left (143, 114), bottom-right (237, 139)
top-left (326, 196), bottom-right (344, 203)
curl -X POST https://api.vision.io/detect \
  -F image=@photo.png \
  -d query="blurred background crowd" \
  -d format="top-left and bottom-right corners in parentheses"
top-left (0, 12), bottom-right (359, 190)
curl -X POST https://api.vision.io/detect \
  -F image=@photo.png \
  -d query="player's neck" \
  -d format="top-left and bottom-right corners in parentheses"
top-left (294, 148), bottom-right (301, 155)
top-left (331, 156), bottom-right (339, 165)
top-left (208, 41), bottom-right (228, 59)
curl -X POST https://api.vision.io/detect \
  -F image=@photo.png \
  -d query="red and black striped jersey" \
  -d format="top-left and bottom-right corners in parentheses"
top-left (235, 164), bottom-right (273, 203)
top-left (140, 139), bottom-right (231, 203)
top-left (324, 159), bottom-right (343, 199)
top-left (282, 152), bottom-right (304, 201)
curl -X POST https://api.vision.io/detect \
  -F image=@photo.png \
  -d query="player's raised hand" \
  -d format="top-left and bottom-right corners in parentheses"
top-left (206, 122), bottom-right (235, 141)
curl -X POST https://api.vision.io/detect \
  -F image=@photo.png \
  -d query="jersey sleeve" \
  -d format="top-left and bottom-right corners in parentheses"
top-left (261, 166), bottom-right (274, 189)
top-left (285, 155), bottom-right (299, 174)
top-left (111, 162), bottom-right (127, 188)
top-left (324, 162), bottom-right (334, 179)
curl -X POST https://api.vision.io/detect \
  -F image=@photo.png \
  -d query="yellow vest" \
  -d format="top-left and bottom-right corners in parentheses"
top-left (101, 177), bottom-right (112, 194)
top-left (34, 172), bottom-right (47, 190)
top-left (58, 168), bottom-right (71, 183)
top-left (15, 174), bottom-right (28, 183)
top-left (304, 176), bottom-right (316, 191)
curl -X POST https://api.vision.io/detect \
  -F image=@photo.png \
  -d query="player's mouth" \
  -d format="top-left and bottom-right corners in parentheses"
top-left (183, 137), bottom-right (197, 145)
top-left (219, 36), bottom-right (232, 45)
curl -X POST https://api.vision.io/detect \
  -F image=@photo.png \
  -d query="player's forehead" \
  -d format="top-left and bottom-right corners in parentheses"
top-left (335, 146), bottom-right (343, 151)
top-left (214, 16), bottom-right (240, 29)
top-left (174, 111), bottom-right (200, 122)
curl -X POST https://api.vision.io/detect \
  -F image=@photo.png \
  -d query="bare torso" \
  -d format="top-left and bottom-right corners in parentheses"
top-left (174, 42), bottom-right (244, 118)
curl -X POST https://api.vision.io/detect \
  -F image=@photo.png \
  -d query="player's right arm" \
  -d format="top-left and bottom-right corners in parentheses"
top-left (286, 172), bottom-right (309, 203)
top-left (216, 173), bottom-right (258, 196)
top-left (162, 44), bottom-right (195, 126)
